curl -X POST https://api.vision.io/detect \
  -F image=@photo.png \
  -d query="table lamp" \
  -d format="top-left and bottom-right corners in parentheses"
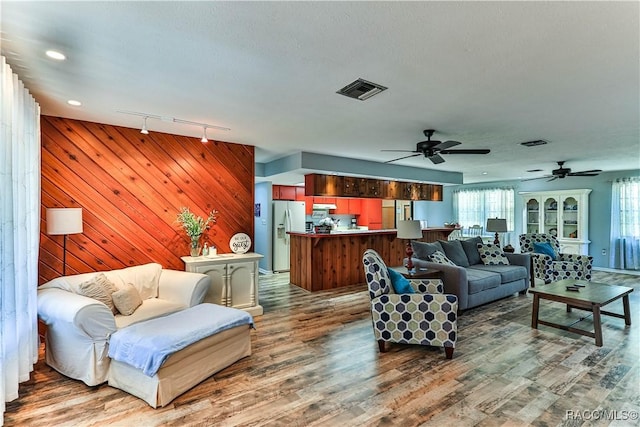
top-left (46, 208), bottom-right (83, 275)
top-left (486, 218), bottom-right (507, 246)
top-left (397, 220), bottom-right (423, 272)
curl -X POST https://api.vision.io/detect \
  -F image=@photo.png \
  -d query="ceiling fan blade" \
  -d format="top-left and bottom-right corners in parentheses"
top-left (439, 149), bottom-right (491, 155)
top-left (384, 153), bottom-right (422, 163)
top-left (381, 149), bottom-right (418, 153)
top-left (569, 172), bottom-right (600, 177)
top-left (547, 176), bottom-right (559, 182)
top-left (433, 140), bottom-right (461, 151)
top-left (521, 175), bottom-right (552, 182)
top-left (569, 169), bottom-right (602, 175)
top-left (428, 154), bottom-right (445, 164)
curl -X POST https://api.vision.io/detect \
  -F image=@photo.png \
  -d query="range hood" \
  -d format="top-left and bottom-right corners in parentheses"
top-left (312, 203), bottom-right (337, 210)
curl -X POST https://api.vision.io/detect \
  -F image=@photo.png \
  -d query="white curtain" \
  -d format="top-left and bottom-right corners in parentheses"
top-left (610, 177), bottom-right (640, 270)
top-left (453, 187), bottom-right (515, 245)
top-left (0, 56), bottom-right (41, 425)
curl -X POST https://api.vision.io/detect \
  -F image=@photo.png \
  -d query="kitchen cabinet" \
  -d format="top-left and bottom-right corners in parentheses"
top-left (272, 185), bottom-right (297, 200)
top-left (335, 198), bottom-right (362, 215)
top-left (305, 173), bottom-right (443, 201)
top-left (520, 189), bottom-right (591, 254)
top-left (360, 199), bottom-right (382, 229)
top-left (182, 253), bottom-right (264, 316)
top-left (342, 176), bottom-right (360, 196)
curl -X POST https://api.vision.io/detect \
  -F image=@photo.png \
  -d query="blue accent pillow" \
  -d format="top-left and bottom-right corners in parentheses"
top-left (533, 242), bottom-right (557, 260)
top-left (387, 268), bottom-right (415, 294)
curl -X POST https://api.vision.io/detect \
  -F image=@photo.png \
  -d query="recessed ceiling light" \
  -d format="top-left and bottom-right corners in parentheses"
top-left (482, 172), bottom-right (488, 175)
top-left (46, 50), bottom-right (66, 60)
top-left (67, 100), bottom-right (82, 106)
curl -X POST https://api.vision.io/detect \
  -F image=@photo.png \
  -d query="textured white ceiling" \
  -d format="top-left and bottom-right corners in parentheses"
top-left (2, 1), bottom-right (639, 184)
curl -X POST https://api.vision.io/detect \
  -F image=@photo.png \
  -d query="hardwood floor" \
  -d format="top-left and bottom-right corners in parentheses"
top-left (6, 271), bottom-right (640, 426)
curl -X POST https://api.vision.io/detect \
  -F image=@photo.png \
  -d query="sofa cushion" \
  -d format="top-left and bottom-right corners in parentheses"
top-left (466, 269), bottom-right (501, 294)
top-left (388, 268), bottom-right (415, 294)
top-left (77, 273), bottom-right (118, 314)
top-left (429, 250), bottom-right (456, 266)
top-left (477, 243), bottom-right (510, 265)
top-left (105, 263), bottom-right (162, 300)
top-left (461, 237), bottom-right (483, 265)
top-left (112, 283), bottom-right (143, 316)
top-left (114, 298), bottom-right (186, 329)
top-left (468, 264), bottom-right (528, 284)
top-left (412, 241), bottom-right (443, 261)
top-left (438, 239), bottom-right (470, 267)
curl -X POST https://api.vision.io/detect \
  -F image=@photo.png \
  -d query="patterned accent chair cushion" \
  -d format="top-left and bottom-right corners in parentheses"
top-left (519, 233), bottom-right (593, 284)
top-left (362, 249), bottom-right (458, 359)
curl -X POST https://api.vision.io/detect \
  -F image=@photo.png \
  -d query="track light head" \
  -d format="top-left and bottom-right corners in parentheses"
top-left (201, 126), bottom-right (208, 143)
top-left (140, 116), bottom-right (149, 135)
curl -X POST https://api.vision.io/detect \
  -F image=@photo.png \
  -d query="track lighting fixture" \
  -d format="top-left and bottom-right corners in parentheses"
top-left (140, 116), bottom-right (149, 135)
top-left (118, 110), bottom-right (229, 142)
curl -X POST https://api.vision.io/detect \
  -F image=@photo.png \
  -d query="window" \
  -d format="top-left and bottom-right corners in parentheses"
top-left (610, 177), bottom-right (640, 269)
top-left (453, 187), bottom-right (515, 232)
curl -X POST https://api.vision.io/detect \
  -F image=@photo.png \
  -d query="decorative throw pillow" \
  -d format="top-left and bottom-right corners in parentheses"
top-left (461, 236), bottom-right (483, 265)
top-left (477, 243), bottom-right (510, 265)
top-left (429, 250), bottom-right (457, 266)
top-left (533, 242), bottom-right (558, 261)
top-left (77, 273), bottom-right (118, 314)
top-left (438, 239), bottom-right (470, 267)
top-left (111, 283), bottom-right (143, 316)
top-left (412, 241), bottom-right (443, 261)
top-left (387, 268), bottom-right (415, 294)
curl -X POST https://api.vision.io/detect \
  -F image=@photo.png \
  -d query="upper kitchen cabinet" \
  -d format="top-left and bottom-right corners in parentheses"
top-left (305, 174), bottom-right (442, 201)
top-left (273, 185), bottom-right (297, 200)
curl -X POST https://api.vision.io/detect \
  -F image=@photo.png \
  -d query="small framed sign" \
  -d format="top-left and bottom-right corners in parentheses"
top-left (230, 233), bottom-right (251, 254)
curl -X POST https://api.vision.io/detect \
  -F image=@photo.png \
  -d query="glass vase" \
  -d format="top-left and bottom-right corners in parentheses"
top-left (190, 237), bottom-right (201, 257)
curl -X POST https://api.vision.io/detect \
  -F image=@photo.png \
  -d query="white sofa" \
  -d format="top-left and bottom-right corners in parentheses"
top-left (37, 263), bottom-right (210, 386)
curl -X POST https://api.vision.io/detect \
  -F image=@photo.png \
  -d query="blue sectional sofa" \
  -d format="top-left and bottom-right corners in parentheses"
top-left (409, 237), bottom-right (531, 311)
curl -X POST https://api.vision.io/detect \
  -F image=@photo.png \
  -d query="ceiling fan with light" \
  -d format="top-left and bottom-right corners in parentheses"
top-left (523, 161), bottom-right (602, 181)
top-left (382, 129), bottom-right (491, 164)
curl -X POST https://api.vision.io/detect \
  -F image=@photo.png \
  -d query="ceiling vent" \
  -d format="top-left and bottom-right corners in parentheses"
top-left (337, 78), bottom-right (387, 101)
top-left (520, 139), bottom-right (549, 147)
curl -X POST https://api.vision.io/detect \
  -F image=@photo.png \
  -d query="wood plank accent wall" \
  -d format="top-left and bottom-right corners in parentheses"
top-left (39, 116), bottom-right (254, 285)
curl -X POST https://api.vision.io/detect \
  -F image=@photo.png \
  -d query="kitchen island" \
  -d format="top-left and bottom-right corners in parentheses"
top-left (288, 228), bottom-right (456, 291)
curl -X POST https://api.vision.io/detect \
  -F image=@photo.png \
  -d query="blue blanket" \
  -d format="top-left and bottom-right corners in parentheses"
top-left (108, 303), bottom-right (253, 376)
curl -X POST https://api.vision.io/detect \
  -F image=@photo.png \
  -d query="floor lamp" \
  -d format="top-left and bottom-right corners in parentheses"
top-left (486, 218), bottom-right (507, 246)
top-left (397, 220), bottom-right (423, 273)
top-left (46, 208), bottom-right (83, 276)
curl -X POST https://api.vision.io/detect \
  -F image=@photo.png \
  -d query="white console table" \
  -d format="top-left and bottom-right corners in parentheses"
top-left (182, 252), bottom-right (264, 316)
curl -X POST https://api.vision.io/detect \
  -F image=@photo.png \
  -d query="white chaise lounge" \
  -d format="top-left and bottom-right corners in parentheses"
top-left (37, 263), bottom-right (210, 386)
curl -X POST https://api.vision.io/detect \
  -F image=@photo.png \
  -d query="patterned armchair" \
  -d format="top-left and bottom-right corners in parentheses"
top-left (519, 233), bottom-right (593, 284)
top-left (361, 249), bottom-right (458, 359)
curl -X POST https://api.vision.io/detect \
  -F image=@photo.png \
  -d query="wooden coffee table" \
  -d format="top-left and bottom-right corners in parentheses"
top-left (529, 279), bottom-right (633, 347)
top-left (389, 266), bottom-right (443, 280)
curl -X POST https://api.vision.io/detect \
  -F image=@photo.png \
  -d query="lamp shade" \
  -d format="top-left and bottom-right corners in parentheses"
top-left (46, 208), bottom-right (83, 235)
top-left (486, 218), bottom-right (507, 233)
top-left (396, 220), bottom-right (423, 239)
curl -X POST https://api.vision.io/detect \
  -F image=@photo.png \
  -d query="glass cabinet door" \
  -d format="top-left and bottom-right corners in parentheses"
top-left (562, 196), bottom-right (579, 239)
top-left (525, 198), bottom-right (540, 233)
top-left (543, 197), bottom-right (559, 237)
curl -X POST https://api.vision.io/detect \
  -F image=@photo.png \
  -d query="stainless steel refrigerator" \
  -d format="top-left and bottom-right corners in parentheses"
top-left (273, 200), bottom-right (306, 272)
